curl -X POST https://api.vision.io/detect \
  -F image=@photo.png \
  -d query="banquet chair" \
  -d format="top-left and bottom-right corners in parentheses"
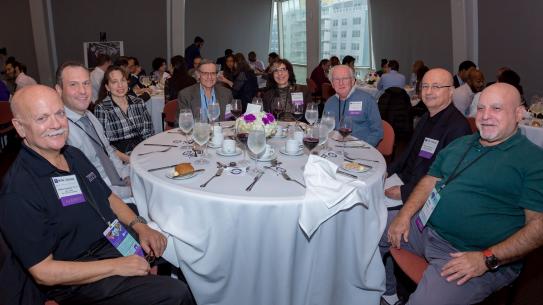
top-left (467, 117), bottom-right (477, 133)
top-left (0, 101), bottom-right (15, 151)
top-left (306, 78), bottom-right (322, 104)
top-left (161, 99), bottom-right (178, 131)
top-left (377, 120), bottom-right (395, 158)
top-left (321, 83), bottom-right (335, 101)
top-left (389, 247), bottom-right (428, 284)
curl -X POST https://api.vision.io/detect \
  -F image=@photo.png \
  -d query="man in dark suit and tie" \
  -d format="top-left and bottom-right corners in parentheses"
top-left (176, 59), bottom-right (233, 125)
top-left (380, 68), bottom-right (472, 305)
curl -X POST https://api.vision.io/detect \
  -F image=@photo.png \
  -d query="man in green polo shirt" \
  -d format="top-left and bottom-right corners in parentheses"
top-left (387, 83), bottom-right (543, 305)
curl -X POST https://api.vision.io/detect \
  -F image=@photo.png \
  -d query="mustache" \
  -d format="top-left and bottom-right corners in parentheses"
top-left (43, 128), bottom-right (68, 137)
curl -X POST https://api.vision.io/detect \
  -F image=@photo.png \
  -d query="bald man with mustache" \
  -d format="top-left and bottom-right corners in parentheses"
top-left (0, 85), bottom-right (193, 305)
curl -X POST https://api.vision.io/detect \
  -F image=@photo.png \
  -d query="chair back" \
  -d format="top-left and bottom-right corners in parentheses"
top-left (162, 99), bottom-right (178, 131)
top-left (321, 83), bottom-right (335, 101)
top-left (378, 87), bottom-right (413, 141)
top-left (389, 247), bottom-right (428, 284)
top-left (0, 102), bottom-right (13, 125)
top-left (467, 117), bottom-right (477, 134)
top-left (377, 120), bottom-right (395, 157)
top-left (307, 78), bottom-right (318, 94)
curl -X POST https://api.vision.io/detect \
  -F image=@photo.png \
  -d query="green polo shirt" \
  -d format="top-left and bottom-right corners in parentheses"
top-left (427, 130), bottom-right (543, 252)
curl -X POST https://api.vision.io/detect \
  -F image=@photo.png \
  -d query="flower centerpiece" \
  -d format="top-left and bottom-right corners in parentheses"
top-left (236, 112), bottom-right (278, 137)
top-left (365, 70), bottom-right (379, 85)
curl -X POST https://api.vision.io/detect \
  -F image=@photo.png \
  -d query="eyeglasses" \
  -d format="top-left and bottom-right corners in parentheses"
top-left (332, 77), bottom-right (354, 83)
top-left (273, 67), bottom-right (288, 74)
top-left (420, 84), bottom-right (452, 90)
top-left (199, 71), bottom-right (217, 78)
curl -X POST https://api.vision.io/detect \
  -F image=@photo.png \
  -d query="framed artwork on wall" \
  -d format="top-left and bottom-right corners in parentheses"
top-left (83, 41), bottom-right (124, 68)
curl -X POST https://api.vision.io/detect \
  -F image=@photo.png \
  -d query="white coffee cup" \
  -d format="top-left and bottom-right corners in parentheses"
top-left (286, 139), bottom-right (301, 154)
top-left (222, 139), bottom-right (236, 154)
top-left (293, 131), bottom-right (304, 144)
top-left (262, 144), bottom-right (275, 158)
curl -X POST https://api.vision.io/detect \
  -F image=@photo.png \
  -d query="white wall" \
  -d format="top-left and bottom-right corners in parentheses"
top-left (184, 0), bottom-right (273, 62)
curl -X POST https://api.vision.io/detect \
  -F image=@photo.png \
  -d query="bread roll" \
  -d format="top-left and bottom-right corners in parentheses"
top-left (174, 163), bottom-right (194, 176)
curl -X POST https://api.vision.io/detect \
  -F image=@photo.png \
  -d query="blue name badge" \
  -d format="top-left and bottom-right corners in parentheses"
top-left (415, 187), bottom-right (441, 232)
top-left (348, 101), bottom-right (363, 115)
top-left (52, 175), bottom-right (86, 207)
top-left (103, 219), bottom-right (144, 257)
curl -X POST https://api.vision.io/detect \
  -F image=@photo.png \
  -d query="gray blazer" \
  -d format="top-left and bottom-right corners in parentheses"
top-left (176, 83), bottom-right (233, 125)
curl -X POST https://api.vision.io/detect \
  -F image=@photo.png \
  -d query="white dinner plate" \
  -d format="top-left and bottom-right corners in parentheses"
top-left (165, 171), bottom-right (201, 180)
top-left (341, 161), bottom-right (371, 173)
top-left (279, 147), bottom-right (304, 156)
top-left (216, 148), bottom-right (242, 157)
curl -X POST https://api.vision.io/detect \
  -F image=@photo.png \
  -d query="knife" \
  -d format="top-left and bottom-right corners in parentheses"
top-left (148, 164), bottom-right (179, 172)
top-left (335, 145), bottom-right (370, 149)
top-left (144, 143), bottom-right (177, 147)
top-left (172, 169), bottom-right (205, 178)
top-left (336, 169), bottom-right (357, 179)
top-left (246, 171), bottom-right (264, 191)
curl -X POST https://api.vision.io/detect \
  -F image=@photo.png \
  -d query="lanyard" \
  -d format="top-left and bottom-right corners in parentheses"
top-left (68, 117), bottom-right (109, 157)
top-left (338, 100), bottom-right (348, 123)
top-left (438, 137), bottom-right (492, 192)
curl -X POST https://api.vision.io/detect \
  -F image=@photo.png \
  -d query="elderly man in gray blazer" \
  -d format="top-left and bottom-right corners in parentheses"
top-left (176, 59), bottom-right (233, 125)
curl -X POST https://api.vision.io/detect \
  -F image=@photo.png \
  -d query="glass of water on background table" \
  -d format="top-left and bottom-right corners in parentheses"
top-left (178, 108), bottom-right (194, 140)
top-left (247, 124), bottom-right (266, 176)
top-left (192, 110), bottom-right (211, 165)
top-left (320, 111), bottom-right (336, 152)
top-left (305, 102), bottom-right (318, 125)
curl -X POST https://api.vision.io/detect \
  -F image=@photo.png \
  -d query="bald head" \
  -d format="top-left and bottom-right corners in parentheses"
top-left (476, 83), bottom-right (523, 146)
top-left (11, 85), bottom-right (69, 157)
top-left (420, 68), bottom-right (454, 116)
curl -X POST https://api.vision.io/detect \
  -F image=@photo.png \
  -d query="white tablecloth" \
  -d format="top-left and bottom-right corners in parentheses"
top-left (520, 119), bottom-right (543, 147)
top-left (130, 127), bottom-right (387, 305)
top-left (145, 94), bottom-right (165, 135)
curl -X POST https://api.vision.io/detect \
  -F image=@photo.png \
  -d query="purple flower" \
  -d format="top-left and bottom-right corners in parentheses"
top-left (266, 112), bottom-right (275, 123)
top-left (243, 113), bottom-right (256, 123)
top-left (262, 117), bottom-right (269, 125)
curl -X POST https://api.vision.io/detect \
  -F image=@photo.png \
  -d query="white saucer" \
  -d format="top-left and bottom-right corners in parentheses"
top-left (250, 152), bottom-right (277, 162)
top-left (208, 142), bottom-right (223, 149)
top-left (279, 147), bottom-right (304, 156)
top-left (165, 171), bottom-right (201, 180)
top-left (216, 148), bottom-right (242, 157)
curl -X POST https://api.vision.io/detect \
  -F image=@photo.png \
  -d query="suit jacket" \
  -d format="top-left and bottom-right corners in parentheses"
top-left (453, 74), bottom-right (461, 88)
top-left (176, 83), bottom-right (233, 125)
top-left (387, 103), bottom-right (471, 202)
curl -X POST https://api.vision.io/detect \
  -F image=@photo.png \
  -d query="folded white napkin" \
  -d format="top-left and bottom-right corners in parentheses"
top-left (384, 173), bottom-right (404, 208)
top-left (299, 155), bottom-right (368, 237)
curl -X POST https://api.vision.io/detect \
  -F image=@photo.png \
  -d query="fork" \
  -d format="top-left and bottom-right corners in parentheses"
top-left (138, 146), bottom-right (172, 156)
top-left (281, 172), bottom-right (306, 188)
top-left (200, 167), bottom-right (224, 188)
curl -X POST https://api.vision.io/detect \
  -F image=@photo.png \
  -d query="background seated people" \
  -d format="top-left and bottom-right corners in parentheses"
top-left (90, 54), bottom-right (112, 103)
top-left (310, 59), bottom-right (331, 97)
top-left (262, 58), bottom-right (311, 121)
top-left (1, 85), bottom-right (194, 305)
top-left (188, 55), bottom-right (202, 79)
top-left (342, 55), bottom-right (356, 72)
top-left (217, 53), bottom-right (258, 112)
top-left (323, 65), bottom-right (383, 147)
top-left (177, 59), bottom-right (233, 126)
top-left (248, 51), bottom-right (265, 74)
top-left (377, 59), bottom-right (406, 91)
top-left (379, 68), bottom-right (472, 303)
top-left (165, 55), bottom-right (196, 101)
top-left (4, 60), bottom-right (37, 91)
top-left (376, 58), bottom-right (388, 77)
top-left (453, 60), bottom-right (477, 88)
top-left (453, 68), bottom-right (485, 116)
top-left (220, 54), bottom-right (236, 86)
top-left (409, 59), bottom-right (425, 87)
top-left (386, 83), bottom-right (543, 305)
top-left (329, 55), bottom-right (340, 67)
top-left (94, 66), bottom-right (153, 154)
top-left (151, 57), bottom-right (171, 86)
top-left (56, 62), bottom-right (133, 202)
top-left (216, 48), bottom-right (233, 71)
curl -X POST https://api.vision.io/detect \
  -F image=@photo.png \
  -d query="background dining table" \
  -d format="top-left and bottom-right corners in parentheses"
top-left (130, 124), bottom-right (387, 305)
top-left (146, 93), bottom-right (166, 135)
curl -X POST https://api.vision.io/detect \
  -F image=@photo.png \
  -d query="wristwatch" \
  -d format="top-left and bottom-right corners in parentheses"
top-left (483, 249), bottom-right (499, 271)
top-left (128, 216), bottom-right (147, 229)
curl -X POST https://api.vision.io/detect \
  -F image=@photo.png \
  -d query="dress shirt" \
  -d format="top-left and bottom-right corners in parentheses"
top-left (323, 87), bottom-right (383, 147)
top-left (14, 72), bottom-right (37, 90)
top-left (377, 70), bottom-right (406, 91)
top-left (65, 107), bottom-right (132, 200)
top-left (452, 83), bottom-right (474, 116)
top-left (90, 67), bottom-right (105, 102)
top-left (249, 60), bottom-right (265, 72)
top-left (467, 92), bottom-right (481, 117)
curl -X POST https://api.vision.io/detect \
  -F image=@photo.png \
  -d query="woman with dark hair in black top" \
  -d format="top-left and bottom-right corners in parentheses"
top-left (218, 53), bottom-right (258, 111)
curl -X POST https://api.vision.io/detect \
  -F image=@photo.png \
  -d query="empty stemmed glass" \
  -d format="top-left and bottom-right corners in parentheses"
top-left (192, 110), bottom-right (211, 165)
top-left (320, 111), bottom-right (336, 152)
top-left (252, 97), bottom-right (264, 109)
top-left (178, 108), bottom-right (194, 141)
top-left (139, 75), bottom-right (151, 88)
top-left (247, 124), bottom-right (266, 176)
top-left (235, 121), bottom-right (250, 167)
top-left (305, 102), bottom-right (318, 125)
top-left (338, 115), bottom-right (353, 155)
top-left (207, 102), bottom-right (221, 139)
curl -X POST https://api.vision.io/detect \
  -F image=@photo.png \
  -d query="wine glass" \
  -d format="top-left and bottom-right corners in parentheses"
top-left (303, 125), bottom-right (320, 155)
top-left (252, 97), bottom-right (264, 109)
top-left (293, 102), bottom-right (304, 127)
top-left (207, 102), bottom-right (221, 130)
top-left (192, 110), bottom-right (211, 165)
top-left (271, 97), bottom-right (283, 121)
top-left (139, 76), bottom-right (151, 88)
top-left (320, 111), bottom-right (336, 151)
top-left (247, 124), bottom-right (266, 176)
top-left (305, 102), bottom-right (318, 125)
top-left (231, 99), bottom-right (243, 119)
top-left (338, 115), bottom-right (353, 155)
top-left (235, 121), bottom-right (250, 167)
top-left (178, 108), bottom-right (194, 140)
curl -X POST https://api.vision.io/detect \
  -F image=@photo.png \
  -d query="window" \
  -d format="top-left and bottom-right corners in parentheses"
top-left (320, 0), bottom-right (372, 68)
top-left (332, 31), bottom-right (338, 38)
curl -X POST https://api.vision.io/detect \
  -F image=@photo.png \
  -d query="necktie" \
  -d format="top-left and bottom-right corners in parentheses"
top-left (78, 115), bottom-right (125, 186)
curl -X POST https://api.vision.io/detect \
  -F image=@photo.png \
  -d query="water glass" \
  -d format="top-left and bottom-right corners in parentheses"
top-left (305, 102), bottom-right (318, 125)
top-left (247, 125), bottom-right (266, 176)
top-left (178, 109), bottom-right (194, 140)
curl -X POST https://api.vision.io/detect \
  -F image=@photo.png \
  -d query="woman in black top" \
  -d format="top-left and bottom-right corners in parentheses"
top-left (218, 53), bottom-right (257, 111)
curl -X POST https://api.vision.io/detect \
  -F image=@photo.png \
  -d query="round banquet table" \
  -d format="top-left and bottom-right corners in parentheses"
top-left (130, 123), bottom-right (387, 305)
top-left (146, 94), bottom-right (165, 135)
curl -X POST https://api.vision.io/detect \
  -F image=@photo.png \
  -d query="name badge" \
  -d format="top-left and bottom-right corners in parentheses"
top-left (418, 138), bottom-right (439, 159)
top-left (52, 175), bottom-right (86, 207)
top-left (348, 101), bottom-right (363, 115)
top-left (415, 187), bottom-right (441, 231)
top-left (291, 92), bottom-right (304, 106)
top-left (224, 104), bottom-right (233, 119)
top-left (103, 219), bottom-right (144, 257)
